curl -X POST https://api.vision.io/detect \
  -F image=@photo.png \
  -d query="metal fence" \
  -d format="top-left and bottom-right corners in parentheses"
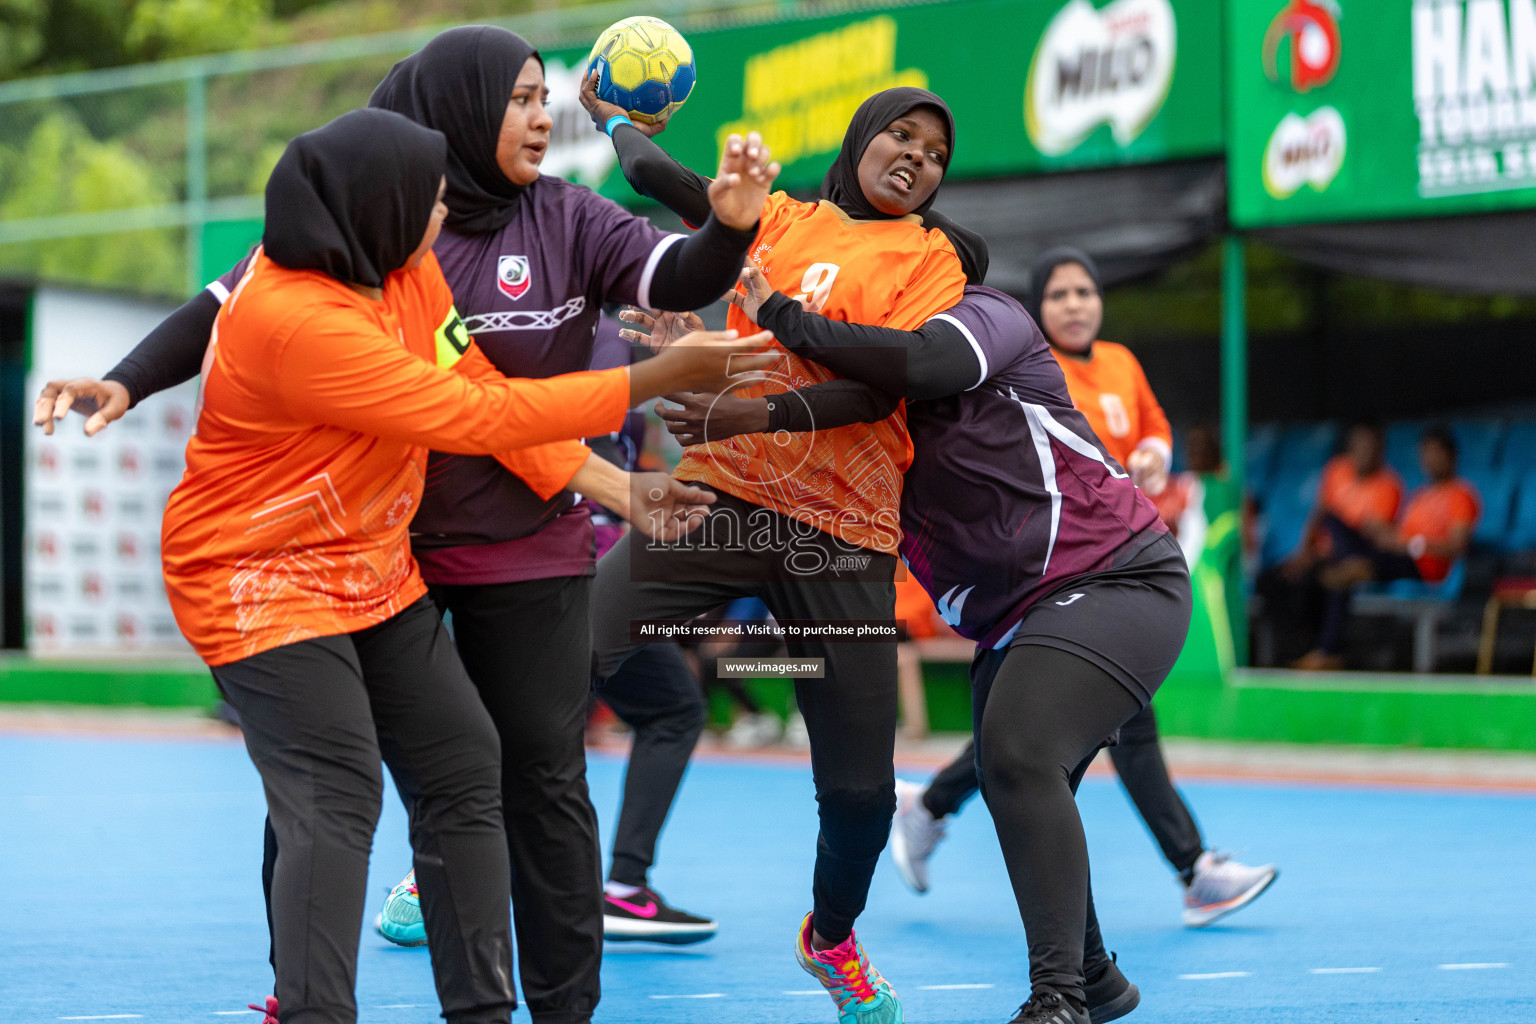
top-left (0, 0), bottom-right (845, 299)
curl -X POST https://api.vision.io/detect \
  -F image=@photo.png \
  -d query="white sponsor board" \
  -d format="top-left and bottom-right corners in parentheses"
top-left (541, 56), bottom-right (621, 188)
top-left (25, 287), bottom-right (195, 656)
top-left (1025, 0), bottom-right (1177, 156)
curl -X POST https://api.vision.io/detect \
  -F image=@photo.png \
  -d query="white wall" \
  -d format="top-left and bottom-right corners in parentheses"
top-left (25, 287), bottom-right (197, 656)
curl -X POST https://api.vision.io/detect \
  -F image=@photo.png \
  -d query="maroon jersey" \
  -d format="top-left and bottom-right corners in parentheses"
top-left (900, 287), bottom-right (1165, 648)
top-left (407, 175), bottom-right (681, 584)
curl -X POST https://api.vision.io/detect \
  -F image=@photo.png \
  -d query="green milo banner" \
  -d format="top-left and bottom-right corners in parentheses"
top-left (540, 0), bottom-right (1223, 203)
top-left (1230, 0), bottom-right (1536, 227)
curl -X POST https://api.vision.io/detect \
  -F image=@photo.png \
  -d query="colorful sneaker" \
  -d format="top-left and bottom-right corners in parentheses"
top-left (1183, 849), bottom-right (1278, 927)
top-left (794, 912), bottom-right (903, 1024)
top-left (890, 779), bottom-right (946, 894)
top-left (247, 997), bottom-right (278, 1024)
top-left (374, 870), bottom-right (427, 947)
top-left (603, 886), bottom-right (718, 944)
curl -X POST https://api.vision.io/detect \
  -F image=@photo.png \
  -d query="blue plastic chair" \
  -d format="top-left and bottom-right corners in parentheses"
top-left (1500, 421), bottom-right (1536, 476)
top-left (1246, 422), bottom-right (1281, 496)
top-left (1273, 422), bottom-right (1339, 477)
top-left (1452, 419), bottom-right (1505, 475)
top-left (1509, 475), bottom-right (1536, 552)
top-left (1461, 469), bottom-right (1515, 550)
top-left (1259, 468), bottom-right (1320, 567)
top-left (1385, 420), bottom-right (1428, 491)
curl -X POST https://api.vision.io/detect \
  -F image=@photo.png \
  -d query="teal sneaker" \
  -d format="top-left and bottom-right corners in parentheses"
top-left (794, 912), bottom-right (903, 1024)
top-left (374, 870), bottom-right (427, 947)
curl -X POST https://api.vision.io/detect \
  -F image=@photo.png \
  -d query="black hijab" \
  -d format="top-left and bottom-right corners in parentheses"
top-left (1027, 246), bottom-right (1103, 343)
top-left (820, 87), bottom-right (955, 223)
top-left (819, 88), bottom-right (988, 284)
top-left (370, 26), bottom-right (542, 235)
top-left (263, 108), bottom-right (446, 289)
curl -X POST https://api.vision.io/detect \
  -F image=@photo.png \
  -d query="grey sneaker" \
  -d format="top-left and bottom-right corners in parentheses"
top-left (1183, 849), bottom-right (1278, 927)
top-left (890, 779), bottom-right (946, 894)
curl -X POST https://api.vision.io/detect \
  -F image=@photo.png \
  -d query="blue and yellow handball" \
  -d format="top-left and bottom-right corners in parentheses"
top-left (587, 16), bottom-right (696, 126)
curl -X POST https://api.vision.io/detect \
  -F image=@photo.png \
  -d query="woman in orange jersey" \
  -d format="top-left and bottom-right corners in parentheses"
top-left (164, 109), bottom-right (769, 1024)
top-left (581, 84), bottom-right (971, 1024)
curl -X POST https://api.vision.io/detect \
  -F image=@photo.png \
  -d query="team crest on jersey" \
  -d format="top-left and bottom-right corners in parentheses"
top-left (497, 255), bottom-right (532, 301)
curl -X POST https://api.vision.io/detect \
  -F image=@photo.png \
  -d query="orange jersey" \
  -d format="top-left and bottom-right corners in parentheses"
top-left (674, 192), bottom-right (966, 554)
top-left (1051, 341), bottom-right (1171, 469)
top-left (1316, 455), bottom-right (1403, 531)
top-left (162, 251), bottom-right (629, 666)
top-left (894, 573), bottom-right (940, 639)
top-left (1398, 479), bottom-right (1479, 582)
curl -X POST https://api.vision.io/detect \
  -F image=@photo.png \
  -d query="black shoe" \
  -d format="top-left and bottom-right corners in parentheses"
top-left (1084, 954), bottom-right (1140, 1024)
top-left (1007, 991), bottom-right (1090, 1024)
top-left (602, 886), bottom-right (718, 945)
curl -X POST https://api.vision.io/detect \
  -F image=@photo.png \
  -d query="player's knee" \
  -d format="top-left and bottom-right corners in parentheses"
top-left (978, 732), bottom-right (1066, 798)
top-left (816, 782), bottom-right (896, 851)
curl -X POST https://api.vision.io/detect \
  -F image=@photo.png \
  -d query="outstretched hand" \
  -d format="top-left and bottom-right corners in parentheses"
top-left (721, 263), bottom-right (783, 323)
top-left (618, 306), bottom-right (705, 351)
top-left (708, 132), bottom-right (779, 232)
top-left (627, 473), bottom-right (715, 541)
top-left (33, 377), bottom-right (130, 437)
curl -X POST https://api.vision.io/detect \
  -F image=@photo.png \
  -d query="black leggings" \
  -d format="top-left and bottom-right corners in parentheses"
top-left (218, 596), bottom-right (513, 1024)
top-left (592, 491), bottom-right (898, 944)
top-left (972, 643), bottom-right (1141, 1008)
top-left (925, 704), bottom-right (1205, 877)
top-left (596, 640), bottom-right (707, 888)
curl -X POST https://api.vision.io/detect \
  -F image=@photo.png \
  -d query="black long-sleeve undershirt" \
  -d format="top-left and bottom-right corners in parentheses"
top-left (755, 292), bottom-right (981, 401)
top-left (103, 290), bottom-right (219, 408)
top-left (612, 123), bottom-right (713, 227)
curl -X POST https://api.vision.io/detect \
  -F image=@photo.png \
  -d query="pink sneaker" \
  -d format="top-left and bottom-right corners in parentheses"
top-left (247, 996), bottom-right (278, 1024)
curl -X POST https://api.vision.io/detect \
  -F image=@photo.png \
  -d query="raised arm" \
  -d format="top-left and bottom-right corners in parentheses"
top-left (581, 71), bottom-right (712, 226)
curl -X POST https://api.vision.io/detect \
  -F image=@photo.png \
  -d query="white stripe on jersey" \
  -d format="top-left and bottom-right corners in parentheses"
top-left (206, 280), bottom-right (232, 304)
top-left (636, 233), bottom-right (685, 311)
top-left (1005, 388), bottom-right (1131, 575)
top-left (928, 313), bottom-right (988, 390)
top-left (1017, 400), bottom-right (1062, 575)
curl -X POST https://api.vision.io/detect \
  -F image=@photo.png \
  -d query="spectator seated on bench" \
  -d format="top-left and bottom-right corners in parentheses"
top-left (1309, 426), bottom-right (1479, 671)
top-left (1257, 422), bottom-right (1404, 669)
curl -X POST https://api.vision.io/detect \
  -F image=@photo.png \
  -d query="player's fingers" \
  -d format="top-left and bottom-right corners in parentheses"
top-left (84, 412), bottom-right (108, 436)
top-left (52, 391), bottom-right (75, 421)
top-left (728, 353), bottom-right (779, 376)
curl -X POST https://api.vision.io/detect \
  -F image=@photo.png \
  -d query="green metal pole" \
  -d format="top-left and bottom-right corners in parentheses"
top-left (1222, 232), bottom-right (1249, 666)
top-left (185, 72), bottom-right (207, 297)
top-left (1221, 233), bottom-right (1247, 496)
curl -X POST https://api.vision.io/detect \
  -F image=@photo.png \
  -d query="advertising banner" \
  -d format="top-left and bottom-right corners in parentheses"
top-left (25, 289), bottom-right (196, 657)
top-left (1230, 0), bottom-right (1536, 227)
top-left (540, 0), bottom-right (1223, 201)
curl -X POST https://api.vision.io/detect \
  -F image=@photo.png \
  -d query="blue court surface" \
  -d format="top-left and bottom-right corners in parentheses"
top-left (6, 729), bottom-right (1534, 1024)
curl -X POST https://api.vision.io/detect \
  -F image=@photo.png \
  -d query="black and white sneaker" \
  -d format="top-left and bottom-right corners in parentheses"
top-left (1007, 991), bottom-right (1090, 1024)
top-left (1084, 954), bottom-right (1140, 1024)
top-left (602, 886), bottom-right (718, 945)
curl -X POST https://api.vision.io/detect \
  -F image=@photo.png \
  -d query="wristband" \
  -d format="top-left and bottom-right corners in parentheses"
top-left (604, 114), bottom-right (631, 138)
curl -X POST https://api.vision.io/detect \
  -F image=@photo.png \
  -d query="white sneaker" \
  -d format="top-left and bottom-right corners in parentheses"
top-left (723, 711), bottom-right (782, 749)
top-left (783, 710), bottom-right (810, 748)
top-left (890, 778), bottom-right (946, 894)
top-left (1182, 849), bottom-right (1278, 927)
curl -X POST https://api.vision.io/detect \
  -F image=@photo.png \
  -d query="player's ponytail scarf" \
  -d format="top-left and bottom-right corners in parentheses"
top-left (262, 109), bottom-right (446, 289)
top-left (819, 88), bottom-right (989, 286)
top-left (371, 26), bottom-right (543, 235)
top-left (1027, 246), bottom-right (1103, 354)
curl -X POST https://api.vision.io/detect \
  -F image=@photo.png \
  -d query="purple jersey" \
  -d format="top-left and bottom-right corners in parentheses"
top-left (900, 286), bottom-right (1165, 648)
top-left (406, 175), bottom-right (681, 584)
top-left (586, 313), bottom-right (648, 559)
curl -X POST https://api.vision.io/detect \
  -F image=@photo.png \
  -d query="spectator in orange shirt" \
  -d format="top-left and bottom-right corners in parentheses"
top-left (1301, 422), bottom-right (1405, 568)
top-left (1299, 426), bottom-right (1479, 668)
top-left (1030, 248), bottom-right (1171, 495)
